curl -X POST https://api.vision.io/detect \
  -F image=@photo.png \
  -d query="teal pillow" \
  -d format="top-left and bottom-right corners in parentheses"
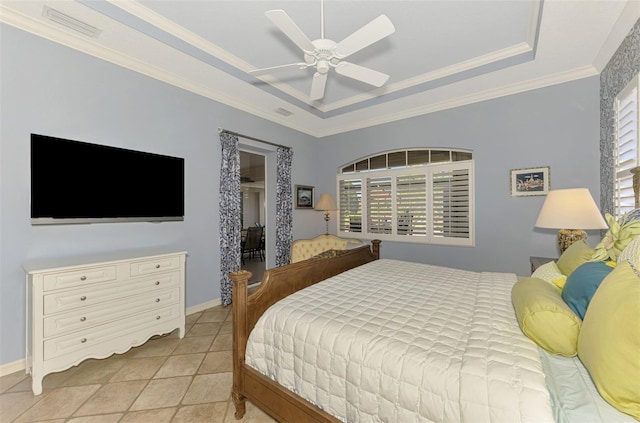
top-left (562, 261), bottom-right (614, 319)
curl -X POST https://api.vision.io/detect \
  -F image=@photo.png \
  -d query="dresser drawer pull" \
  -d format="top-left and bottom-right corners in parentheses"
top-left (155, 264), bottom-right (160, 269)
top-left (80, 338), bottom-right (87, 343)
top-left (80, 317), bottom-right (86, 322)
top-left (156, 316), bottom-right (161, 320)
top-left (80, 276), bottom-right (87, 281)
top-left (155, 281), bottom-right (160, 286)
top-left (155, 298), bottom-right (160, 303)
top-left (80, 296), bottom-right (87, 301)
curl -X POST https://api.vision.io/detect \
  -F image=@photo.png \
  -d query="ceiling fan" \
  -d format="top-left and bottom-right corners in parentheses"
top-left (249, 0), bottom-right (395, 101)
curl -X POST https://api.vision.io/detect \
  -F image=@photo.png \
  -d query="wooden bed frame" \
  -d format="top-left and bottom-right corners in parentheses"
top-left (229, 240), bottom-right (381, 422)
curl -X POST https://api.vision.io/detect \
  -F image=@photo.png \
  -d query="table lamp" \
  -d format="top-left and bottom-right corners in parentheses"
top-left (316, 193), bottom-right (337, 235)
top-left (534, 188), bottom-right (608, 253)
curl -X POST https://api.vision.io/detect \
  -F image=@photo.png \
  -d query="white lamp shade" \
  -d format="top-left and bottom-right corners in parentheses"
top-left (316, 193), bottom-right (337, 211)
top-left (535, 188), bottom-right (608, 230)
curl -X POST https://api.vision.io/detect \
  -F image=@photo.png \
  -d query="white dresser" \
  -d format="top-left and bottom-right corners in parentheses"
top-left (24, 249), bottom-right (186, 395)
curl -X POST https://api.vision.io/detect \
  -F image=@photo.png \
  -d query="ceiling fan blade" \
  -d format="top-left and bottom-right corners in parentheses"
top-left (265, 10), bottom-right (315, 53)
top-left (309, 72), bottom-right (328, 100)
top-left (249, 62), bottom-right (308, 76)
top-left (334, 15), bottom-right (395, 59)
top-left (335, 62), bottom-right (389, 87)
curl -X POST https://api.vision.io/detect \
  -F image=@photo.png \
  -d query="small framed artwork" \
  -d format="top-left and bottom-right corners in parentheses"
top-left (295, 185), bottom-right (315, 209)
top-left (510, 166), bottom-right (550, 197)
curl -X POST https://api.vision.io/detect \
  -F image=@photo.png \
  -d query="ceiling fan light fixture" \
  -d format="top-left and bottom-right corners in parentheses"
top-left (317, 60), bottom-right (330, 74)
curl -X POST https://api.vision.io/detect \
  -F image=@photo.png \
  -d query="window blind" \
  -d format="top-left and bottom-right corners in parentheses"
top-left (336, 160), bottom-right (474, 246)
top-left (614, 77), bottom-right (639, 216)
top-left (367, 177), bottom-right (393, 234)
top-left (338, 179), bottom-right (362, 233)
top-left (396, 174), bottom-right (427, 236)
top-left (432, 167), bottom-right (470, 239)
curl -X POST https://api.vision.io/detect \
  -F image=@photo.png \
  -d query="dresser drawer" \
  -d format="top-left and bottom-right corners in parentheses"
top-left (129, 255), bottom-right (180, 277)
top-left (43, 271), bottom-right (180, 315)
top-left (43, 265), bottom-right (117, 292)
top-left (43, 287), bottom-right (180, 338)
top-left (43, 304), bottom-right (181, 361)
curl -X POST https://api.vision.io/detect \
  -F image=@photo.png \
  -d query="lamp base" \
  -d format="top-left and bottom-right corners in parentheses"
top-left (557, 229), bottom-right (587, 254)
top-left (324, 212), bottom-right (330, 235)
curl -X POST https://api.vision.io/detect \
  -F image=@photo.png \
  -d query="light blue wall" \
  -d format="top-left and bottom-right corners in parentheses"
top-left (0, 24), bottom-right (316, 366)
top-left (0, 22), bottom-right (602, 368)
top-left (313, 77), bottom-right (601, 276)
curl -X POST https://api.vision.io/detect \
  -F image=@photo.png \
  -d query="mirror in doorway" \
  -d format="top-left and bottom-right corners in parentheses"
top-left (240, 151), bottom-right (266, 284)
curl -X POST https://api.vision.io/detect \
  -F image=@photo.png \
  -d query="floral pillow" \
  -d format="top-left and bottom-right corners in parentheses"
top-left (592, 210), bottom-right (640, 262)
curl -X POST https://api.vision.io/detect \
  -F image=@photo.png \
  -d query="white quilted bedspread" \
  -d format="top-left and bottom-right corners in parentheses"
top-left (246, 259), bottom-right (553, 423)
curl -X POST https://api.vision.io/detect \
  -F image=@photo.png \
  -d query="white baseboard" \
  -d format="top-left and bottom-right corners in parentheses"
top-left (186, 297), bottom-right (223, 315)
top-left (0, 298), bottom-right (223, 376)
top-left (0, 358), bottom-right (26, 377)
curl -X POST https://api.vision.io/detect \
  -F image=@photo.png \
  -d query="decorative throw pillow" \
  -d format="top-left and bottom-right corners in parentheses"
top-left (531, 261), bottom-right (566, 290)
top-left (512, 277), bottom-right (581, 357)
top-left (561, 261), bottom-right (614, 320)
top-left (618, 235), bottom-right (640, 271)
top-left (556, 240), bottom-right (595, 277)
top-left (592, 212), bottom-right (640, 262)
top-left (578, 261), bottom-right (640, 419)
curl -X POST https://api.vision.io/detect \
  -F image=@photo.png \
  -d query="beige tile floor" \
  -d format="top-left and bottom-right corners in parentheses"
top-left (0, 305), bottom-right (276, 423)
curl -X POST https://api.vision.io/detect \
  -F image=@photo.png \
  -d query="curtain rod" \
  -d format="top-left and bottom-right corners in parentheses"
top-left (218, 128), bottom-right (291, 150)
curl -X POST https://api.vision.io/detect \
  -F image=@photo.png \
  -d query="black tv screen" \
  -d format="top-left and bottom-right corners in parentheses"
top-left (31, 134), bottom-right (184, 225)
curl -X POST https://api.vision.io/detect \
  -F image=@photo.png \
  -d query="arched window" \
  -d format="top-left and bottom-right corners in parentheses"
top-left (337, 148), bottom-right (474, 246)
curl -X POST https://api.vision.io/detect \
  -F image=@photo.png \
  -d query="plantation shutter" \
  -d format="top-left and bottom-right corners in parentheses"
top-left (367, 176), bottom-right (392, 234)
top-left (336, 154), bottom-right (474, 246)
top-left (339, 178), bottom-right (362, 233)
top-left (615, 79), bottom-right (639, 215)
top-left (396, 174), bottom-right (427, 236)
top-left (432, 164), bottom-right (471, 240)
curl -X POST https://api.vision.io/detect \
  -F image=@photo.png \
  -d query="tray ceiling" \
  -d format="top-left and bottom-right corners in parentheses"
top-left (1, 0), bottom-right (638, 137)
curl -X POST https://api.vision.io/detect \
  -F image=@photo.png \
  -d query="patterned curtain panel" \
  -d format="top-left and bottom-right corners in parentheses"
top-left (219, 132), bottom-right (241, 306)
top-left (276, 147), bottom-right (294, 267)
top-left (600, 19), bottom-right (640, 215)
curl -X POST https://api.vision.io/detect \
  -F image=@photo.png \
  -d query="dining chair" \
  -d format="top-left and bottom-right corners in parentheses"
top-left (242, 226), bottom-right (263, 265)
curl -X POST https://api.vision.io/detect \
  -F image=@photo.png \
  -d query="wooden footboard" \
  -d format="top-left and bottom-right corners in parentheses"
top-left (230, 240), bottom-right (380, 422)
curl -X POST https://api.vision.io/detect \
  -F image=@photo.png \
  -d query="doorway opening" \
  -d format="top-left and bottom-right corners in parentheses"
top-left (240, 150), bottom-right (266, 283)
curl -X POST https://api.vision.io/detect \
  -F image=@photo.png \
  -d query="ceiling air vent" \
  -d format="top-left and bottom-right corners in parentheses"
top-left (42, 6), bottom-right (101, 38)
top-left (275, 108), bottom-right (293, 117)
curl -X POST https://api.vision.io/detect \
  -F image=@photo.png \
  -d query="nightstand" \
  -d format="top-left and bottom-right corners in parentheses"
top-left (530, 256), bottom-right (556, 274)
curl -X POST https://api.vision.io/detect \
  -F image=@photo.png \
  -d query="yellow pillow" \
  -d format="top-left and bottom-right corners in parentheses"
top-left (512, 277), bottom-right (582, 357)
top-left (577, 261), bottom-right (640, 419)
top-left (531, 261), bottom-right (567, 291)
top-left (556, 240), bottom-right (595, 276)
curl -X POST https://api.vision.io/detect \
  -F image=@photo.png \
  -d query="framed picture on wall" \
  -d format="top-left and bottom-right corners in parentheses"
top-left (510, 166), bottom-right (550, 197)
top-left (295, 185), bottom-right (315, 209)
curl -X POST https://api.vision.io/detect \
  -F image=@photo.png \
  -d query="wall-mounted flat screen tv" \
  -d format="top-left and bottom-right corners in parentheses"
top-left (31, 134), bottom-right (184, 225)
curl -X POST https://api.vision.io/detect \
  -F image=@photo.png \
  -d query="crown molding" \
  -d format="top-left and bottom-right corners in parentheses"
top-left (0, 4), bottom-right (601, 139)
top-left (323, 42), bottom-right (533, 113)
top-left (317, 65), bottom-right (599, 138)
top-left (592, 0), bottom-right (640, 73)
top-left (0, 5), bottom-right (315, 137)
top-left (105, 1), bottom-right (315, 107)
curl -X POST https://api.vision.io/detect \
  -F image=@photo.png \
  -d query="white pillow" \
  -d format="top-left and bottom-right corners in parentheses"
top-left (531, 261), bottom-right (568, 290)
